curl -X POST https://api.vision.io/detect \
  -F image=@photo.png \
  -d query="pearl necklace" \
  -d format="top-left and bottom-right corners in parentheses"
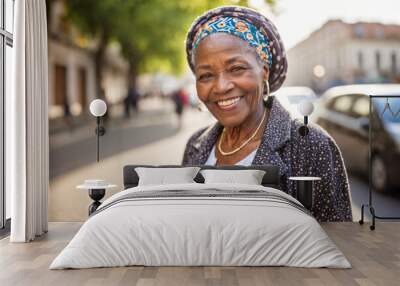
top-left (218, 109), bottom-right (266, 156)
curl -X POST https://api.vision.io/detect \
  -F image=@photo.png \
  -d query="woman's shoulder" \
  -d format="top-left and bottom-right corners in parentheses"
top-left (288, 119), bottom-right (346, 174)
top-left (290, 118), bottom-right (338, 149)
top-left (186, 126), bottom-right (210, 146)
top-left (182, 125), bottom-right (215, 165)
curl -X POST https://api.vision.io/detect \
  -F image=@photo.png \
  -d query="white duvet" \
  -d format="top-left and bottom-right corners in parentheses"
top-left (50, 183), bottom-right (351, 269)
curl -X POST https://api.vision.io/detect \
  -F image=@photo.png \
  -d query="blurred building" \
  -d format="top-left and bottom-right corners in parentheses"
top-left (47, 0), bottom-right (128, 132)
top-left (285, 20), bottom-right (400, 93)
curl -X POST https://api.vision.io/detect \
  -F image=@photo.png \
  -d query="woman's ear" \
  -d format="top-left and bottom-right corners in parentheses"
top-left (262, 65), bottom-right (270, 81)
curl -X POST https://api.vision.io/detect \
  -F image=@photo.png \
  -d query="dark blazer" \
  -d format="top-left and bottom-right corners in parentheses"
top-left (182, 97), bottom-right (353, 222)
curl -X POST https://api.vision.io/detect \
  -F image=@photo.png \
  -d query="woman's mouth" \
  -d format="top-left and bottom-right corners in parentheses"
top-left (216, 96), bottom-right (243, 110)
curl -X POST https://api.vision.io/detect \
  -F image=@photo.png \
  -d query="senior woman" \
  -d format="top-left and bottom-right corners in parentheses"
top-left (181, 6), bottom-right (352, 222)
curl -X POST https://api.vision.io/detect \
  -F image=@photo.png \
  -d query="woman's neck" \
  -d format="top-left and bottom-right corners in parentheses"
top-left (223, 104), bottom-right (267, 148)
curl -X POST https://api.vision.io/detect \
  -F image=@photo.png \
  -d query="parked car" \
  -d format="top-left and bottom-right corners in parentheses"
top-left (315, 84), bottom-right (400, 192)
top-left (274, 86), bottom-right (318, 120)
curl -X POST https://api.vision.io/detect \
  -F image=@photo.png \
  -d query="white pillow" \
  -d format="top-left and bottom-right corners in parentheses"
top-left (135, 167), bottom-right (200, 186)
top-left (200, 169), bottom-right (266, 185)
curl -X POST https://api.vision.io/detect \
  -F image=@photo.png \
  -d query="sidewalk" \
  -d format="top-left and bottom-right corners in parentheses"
top-left (50, 97), bottom-right (175, 150)
top-left (49, 97), bottom-right (184, 179)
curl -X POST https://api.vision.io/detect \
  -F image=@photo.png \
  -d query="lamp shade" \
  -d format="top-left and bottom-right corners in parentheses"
top-left (89, 99), bottom-right (107, 117)
top-left (298, 100), bottom-right (314, 116)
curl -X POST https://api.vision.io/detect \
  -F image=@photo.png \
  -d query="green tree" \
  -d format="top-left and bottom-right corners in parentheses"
top-left (59, 0), bottom-right (275, 95)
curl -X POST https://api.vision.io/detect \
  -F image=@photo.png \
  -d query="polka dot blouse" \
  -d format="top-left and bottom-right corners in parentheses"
top-left (182, 97), bottom-right (353, 222)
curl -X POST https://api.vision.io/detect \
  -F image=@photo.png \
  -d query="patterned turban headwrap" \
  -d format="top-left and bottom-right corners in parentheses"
top-left (186, 6), bottom-right (288, 93)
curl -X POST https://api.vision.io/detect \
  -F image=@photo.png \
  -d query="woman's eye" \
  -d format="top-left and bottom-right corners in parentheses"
top-left (198, 73), bottom-right (213, 81)
top-left (230, 66), bottom-right (246, 73)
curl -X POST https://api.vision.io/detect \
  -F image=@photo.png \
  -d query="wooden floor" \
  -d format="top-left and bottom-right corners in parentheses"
top-left (0, 222), bottom-right (399, 286)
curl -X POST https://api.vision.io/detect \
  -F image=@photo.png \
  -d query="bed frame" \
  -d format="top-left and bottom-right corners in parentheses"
top-left (123, 165), bottom-right (280, 190)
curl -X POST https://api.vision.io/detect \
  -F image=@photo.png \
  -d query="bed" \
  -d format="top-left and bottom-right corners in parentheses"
top-left (50, 165), bottom-right (350, 269)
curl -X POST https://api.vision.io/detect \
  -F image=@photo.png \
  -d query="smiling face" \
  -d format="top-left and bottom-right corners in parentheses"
top-left (194, 33), bottom-right (269, 128)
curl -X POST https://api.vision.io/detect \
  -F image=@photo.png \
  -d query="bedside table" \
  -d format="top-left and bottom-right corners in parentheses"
top-left (289, 176), bottom-right (321, 210)
top-left (77, 180), bottom-right (117, 215)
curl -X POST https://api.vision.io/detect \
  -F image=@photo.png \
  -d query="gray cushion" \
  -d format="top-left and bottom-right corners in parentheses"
top-left (135, 167), bottom-right (200, 186)
top-left (200, 169), bottom-right (266, 185)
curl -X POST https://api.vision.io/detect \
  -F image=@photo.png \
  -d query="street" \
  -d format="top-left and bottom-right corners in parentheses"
top-left (49, 103), bottom-right (400, 223)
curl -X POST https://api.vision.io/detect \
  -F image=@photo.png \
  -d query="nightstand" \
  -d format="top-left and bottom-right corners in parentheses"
top-left (77, 180), bottom-right (117, 215)
top-left (289, 176), bottom-right (321, 210)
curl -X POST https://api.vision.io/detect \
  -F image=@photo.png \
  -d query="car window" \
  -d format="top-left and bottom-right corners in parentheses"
top-left (329, 94), bottom-right (354, 116)
top-left (374, 97), bottom-right (400, 123)
top-left (352, 95), bottom-right (370, 118)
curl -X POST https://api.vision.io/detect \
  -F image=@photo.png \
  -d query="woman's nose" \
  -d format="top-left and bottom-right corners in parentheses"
top-left (214, 73), bottom-right (234, 95)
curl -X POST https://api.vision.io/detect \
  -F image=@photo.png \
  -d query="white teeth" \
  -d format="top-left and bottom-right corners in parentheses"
top-left (217, 97), bottom-right (241, 107)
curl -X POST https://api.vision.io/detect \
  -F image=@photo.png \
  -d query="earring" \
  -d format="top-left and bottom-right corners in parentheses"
top-left (263, 80), bottom-right (270, 103)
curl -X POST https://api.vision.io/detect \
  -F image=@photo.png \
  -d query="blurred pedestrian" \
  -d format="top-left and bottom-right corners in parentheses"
top-left (124, 83), bottom-right (140, 118)
top-left (172, 88), bottom-right (186, 129)
top-left (62, 98), bottom-right (74, 131)
top-left (63, 100), bottom-right (71, 117)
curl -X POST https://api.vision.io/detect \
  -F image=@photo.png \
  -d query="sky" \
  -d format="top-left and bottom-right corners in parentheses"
top-left (250, 0), bottom-right (400, 50)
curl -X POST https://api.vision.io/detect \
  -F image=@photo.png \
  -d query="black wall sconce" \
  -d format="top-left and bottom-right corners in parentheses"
top-left (89, 99), bottom-right (107, 162)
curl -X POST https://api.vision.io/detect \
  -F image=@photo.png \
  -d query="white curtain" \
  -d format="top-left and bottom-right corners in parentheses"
top-left (8, 0), bottom-right (49, 242)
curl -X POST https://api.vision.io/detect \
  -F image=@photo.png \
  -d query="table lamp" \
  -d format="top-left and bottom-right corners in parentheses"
top-left (89, 99), bottom-right (107, 162)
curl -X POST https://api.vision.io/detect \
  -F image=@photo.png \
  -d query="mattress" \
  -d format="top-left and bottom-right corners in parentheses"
top-left (50, 183), bottom-right (351, 269)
